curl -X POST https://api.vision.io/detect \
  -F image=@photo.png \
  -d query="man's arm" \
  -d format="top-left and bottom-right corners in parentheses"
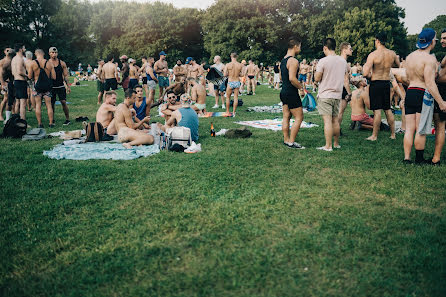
top-left (148, 67), bottom-right (158, 82)
top-left (223, 65), bottom-right (228, 77)
top-left (363, 88), bottom-right (371, 110)
top-left (61, 61), bottom-right (71, 93)
top-left (164, 110), bottom-right (178, 128)
top-left (362, 53), bottom-right (374, 78)
top-left (123, 107), bottom-right (149, 129)
top-left (393, 53), bottom-right (401, 68)
top-left (191, 87), bottom-right (197, 102)
top-left (344, 72), bottom-right (351, 98)
top-left (27, 64), bottom-right (34, 80)
top-left (425, 58), bottom-right (446, 111)
top-left (105, 105), bottom-right (117, 113)
top-left (288, 58), bottom-right (303, 90)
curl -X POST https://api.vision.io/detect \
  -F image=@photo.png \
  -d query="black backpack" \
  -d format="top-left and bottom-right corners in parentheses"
top-left (34, 60), bottom-right (53, 93)
top-left (2, 114), bottom-right (27, 138)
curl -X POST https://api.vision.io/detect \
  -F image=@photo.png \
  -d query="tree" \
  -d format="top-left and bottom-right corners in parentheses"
top-left (334, 7), bottom-right (391, 63)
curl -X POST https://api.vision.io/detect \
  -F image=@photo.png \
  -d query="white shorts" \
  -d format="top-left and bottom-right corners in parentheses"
top-left (147, 80), bottom-right (157, 90)
top-left (274, 73), bottom-right (280, 83)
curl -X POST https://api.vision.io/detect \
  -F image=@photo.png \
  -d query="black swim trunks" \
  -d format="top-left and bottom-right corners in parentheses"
top-left (51, 87), bottom-right (67, 106)
top-left (405, 87), bottom-right (424, 115)
top-left (13, 80), bottom-right (27, 100)
top-left (280, 92), bottom-right (302, 110)
top-left (7, 80), bottom-right (15, 107)
top-left (104, 78), bottom-right (118, 91)
top-left (434, 83), bottom-right (446, 121)
top-left (142, 76), bottom-right (147, 85)
top-left (248, 75), bottom-right (255, 80)
top-left (369, 80), bottom-right (391, 110)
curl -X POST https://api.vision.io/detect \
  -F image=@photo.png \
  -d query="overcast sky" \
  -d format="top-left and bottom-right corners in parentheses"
top-left (91, 0), bottom-right (445, 35)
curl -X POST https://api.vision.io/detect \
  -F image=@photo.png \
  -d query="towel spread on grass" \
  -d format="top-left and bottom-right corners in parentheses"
top-left (235, 119), bottom-right (318, 131)
top-left (202, 112), bottom-right (234, 117)
top-left (44, 143), bottom-right (160, 160)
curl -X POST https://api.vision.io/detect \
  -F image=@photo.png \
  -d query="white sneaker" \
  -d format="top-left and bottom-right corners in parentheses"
top-left (317, 146), bottom-right (333, 152)
top-left (222, 104), bottom-right (225, 109)
top-left (185, 142), bottom-right (201, 153)
top-left (212, 104), bottom-right (219, 109)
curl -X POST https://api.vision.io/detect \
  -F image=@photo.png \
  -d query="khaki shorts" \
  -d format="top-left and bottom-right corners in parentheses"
top-left (318, 98), bottom-right (340, 117)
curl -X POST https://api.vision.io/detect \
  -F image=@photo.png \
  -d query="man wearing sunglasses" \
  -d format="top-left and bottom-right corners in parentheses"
top-left (161, 90), bottom-right (182, 121)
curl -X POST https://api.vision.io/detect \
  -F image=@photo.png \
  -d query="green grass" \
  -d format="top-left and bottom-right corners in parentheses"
top-left (1, 80), bottom-right (445, 296)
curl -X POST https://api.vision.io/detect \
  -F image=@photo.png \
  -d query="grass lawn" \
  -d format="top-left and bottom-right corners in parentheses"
top-left (1, 80), bottom-right (445, 296)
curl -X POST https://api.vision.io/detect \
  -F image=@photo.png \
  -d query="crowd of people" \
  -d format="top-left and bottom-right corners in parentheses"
top-left (1, 27), bottom-right (445, 164)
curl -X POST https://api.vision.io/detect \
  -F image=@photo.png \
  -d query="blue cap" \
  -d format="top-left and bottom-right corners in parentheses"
top-left (417, 28), bottom-right (437, 49)
top-left (159, 51), bottom-right (166, 56)
top-left (185, 57), bottom-right (193, 64)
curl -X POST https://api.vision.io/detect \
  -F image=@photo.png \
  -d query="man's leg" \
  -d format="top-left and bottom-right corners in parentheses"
top-left (289, 107), bottom-right (303, 143)
top-left (106, 118), bottom-right (117, 135)
top-left (403, 114), bottom-right (416, 160)
top-left (432, 114), bottom-right (445, 163)
top-left (338, 99), bottom-right (348, 127)
top-left (247, 79), bottom-right (251, 94)
top-left (60, 100), bottom-right (70, 121)
top-left (413, 113), bottom-right (426, 162)
top-left (226, 88), bottom-right (233, 114)
top-left (148, 89), bottom-right (155, 106)
top-left (252, 79), bottom-right (256, 95)
top-left (367, 109), bottom-right (381, 141)
top-left (322, 115), bottom-right (333, 149)
top-left (0, 96), bottom-right (7, 121)
top-left (232, 88), bottom-right (239, 114)
top-left (97, 91), bottom-right (103, 105)
top-left (384, 109), bottom-right (396, 139)
top-left (144, 85), bottom-right (149, 100)
top-left (282, 104), bottom-right (291, 143)
top-left (333, 116), bottom-right (340, 147)
top-left (51, 89), bottom-right (57, 119)
top-left (35, 95), bottom-right (42, 125)
top-left (43, 95), bottom-right (54, 125)
top-left (123, 130), bottom-right (154, 148)
top-left (214, 89), bottom-right (219, 107)
top-left (19, 98), bottom-right (27, 120)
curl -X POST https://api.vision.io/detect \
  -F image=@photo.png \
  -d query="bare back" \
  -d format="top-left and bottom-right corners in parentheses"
top-left (225, 61), bottom-right (243, 82)
top-left (96, 103), bottom-right (116, 127)
top-left (11, 55), bottom-right (26, 81)
top-left (114, 103), bottom-right (133, 132)
top-left (351, 87), bottom-right (367, 115)
top-left (247, 64), bottom-right (256, 76)
top-left (192, 83), bottom-right (206, 104)
top-left (405, 50), bottom-right (436, 89)
top-left (103, 62), bottom-right (117, 79)
top-left (129, 65), bottom-right (137, 79)
top-left (368, 48), bottom-right (398, 80)
top-left (1, 57), bottom-right (13, 82)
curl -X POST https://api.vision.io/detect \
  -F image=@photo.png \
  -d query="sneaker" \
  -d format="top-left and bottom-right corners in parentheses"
top-left (430, 160), bottom-right (441, 166)
top-left (185, 142), bottom-right (201, 153)
top-left (396, 128), bottom-right (405, 134)
top-left (63, 120), bottom-right (71, 126)
top-left (221, 104), bottom-right (225, 109)
top-left (212, 104), bottom-right (219, 109)
top-left (316, 146), bottom-right (333, 152)
top-left (284, 142), bottom-right (305, 149)
top-left (334, 145), bottom-right (341, 149)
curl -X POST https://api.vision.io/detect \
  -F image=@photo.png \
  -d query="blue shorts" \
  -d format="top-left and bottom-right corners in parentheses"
top-left (228, 81), bottom-right (241, 90)
top-left (158, 76), bottom-right (169, 88)
top-left (298, 74), bottom-right (307, 82)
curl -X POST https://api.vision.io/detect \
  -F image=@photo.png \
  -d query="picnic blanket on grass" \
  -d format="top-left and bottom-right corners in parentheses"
top-left (235, 119), bottom-right (318, 131)
top-left (44, 143), bottom-right (160, 160)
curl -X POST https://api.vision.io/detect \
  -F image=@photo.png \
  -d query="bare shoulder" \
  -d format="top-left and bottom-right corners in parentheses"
top-left (61, 60), bottom-right (67, 68)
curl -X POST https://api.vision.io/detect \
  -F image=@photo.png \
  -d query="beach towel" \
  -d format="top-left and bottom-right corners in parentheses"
top-left (302, 91), bottom-right (317, 111)
top-left (235, 119), bottom-right (318, 131)
top-left (202, 112), bottom-right (234, 118)
top-left (43, 143), bottom-right (160, 160)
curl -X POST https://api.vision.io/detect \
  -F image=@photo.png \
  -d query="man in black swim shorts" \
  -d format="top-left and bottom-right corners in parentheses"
top-left (433, 28), bottom-right (446, 165)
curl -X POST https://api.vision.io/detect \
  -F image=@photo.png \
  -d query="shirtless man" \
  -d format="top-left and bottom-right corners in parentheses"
top-left (139, 56), bottom-right (149, 98)
top-left (96, 59), bottom-right (105, 105)
top-left (240, 60), bottom-right (247, 94)
top-left (350, 79), bottom-right (373, 130)
top-left (403, 28), bottom-right (446, 164)
top-left (49, 47), bottom-right (71, 125)
top-left (161, 76), bottom-right (187, 99)
top-left (433, 28), bottom-right (446, 165)
top-left (298, 59), bottom-right (310, 88)
top-left (11, 44), bottom-right (29, 120)
top-left (0, 48), bottom-right (14, 122)
top-left (154, 51), bottom-right (169, 99)
top-left (161, 90), bottom-right (182, 121)
top-left (103, 55), bottom-right (119, 92)
top-left (114, 89), bottom-right (153, 149)
top-left (246, 60), bottom-right (259, 95)
top-left (173, 60), bottom-right (186, 83)
top-left (128, 58), bottom-right (139, 90)
top-left (27, 49), bottom-right (56, 127)
top-left (144, 56), bottom-right (158, 105)
top-left (96, 91), bottom-right (118, 135)
top-left (187, 58), bottom-right (203, 81)
top-left (120, 55), bottom-right (129, 91)
top-left (363, 32), bottom-right (399, 141)
top-left (338, 42), bottom-right (353, 130)
top-left (187, 77), bottom-right (207, 115)
top-left (211, 55), bottom-right (225, 109)
top-left (24, 51), bottom-right (35, 111)
top-left (224, 52), bottom-right (243, 116)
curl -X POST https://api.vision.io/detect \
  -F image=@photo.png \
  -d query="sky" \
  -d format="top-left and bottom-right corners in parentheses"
top-left (90, 0), bottom-right (445, 35)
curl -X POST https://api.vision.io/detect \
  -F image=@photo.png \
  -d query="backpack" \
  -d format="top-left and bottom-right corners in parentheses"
top-left (2, 114), bottom-right (27, 138)
top-left (34, 60), bottom-right (53, 93)
top-left (85, 122), bottom-right (104, 142)
top-left (167, 126), bottom-right (192, 149)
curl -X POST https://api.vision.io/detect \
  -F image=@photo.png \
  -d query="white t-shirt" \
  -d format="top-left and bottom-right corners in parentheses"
top-left (316, 55), bottom-right (347, 99)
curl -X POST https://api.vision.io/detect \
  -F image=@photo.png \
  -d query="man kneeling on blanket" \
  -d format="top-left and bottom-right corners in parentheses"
top-left (350, 79), bottom-right (374, 130)
top-left (115, 89), bottom-right (154, 148)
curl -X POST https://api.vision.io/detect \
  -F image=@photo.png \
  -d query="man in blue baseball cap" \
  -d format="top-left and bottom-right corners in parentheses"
top-left (154, 51), bottom-right (169, 99)
top-left (403, 28), bottom-right (446, 165)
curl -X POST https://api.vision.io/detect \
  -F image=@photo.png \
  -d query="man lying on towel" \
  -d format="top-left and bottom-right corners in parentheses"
top-left (115, 89), bottom-right (153, 149)
top-left (351, 79), bottom-right (374, 130)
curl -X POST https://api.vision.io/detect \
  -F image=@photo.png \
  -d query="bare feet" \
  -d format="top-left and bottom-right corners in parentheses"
top-left (390, 134), bottom-right (396, 140)
top-left (366, 135), bottom-right (377, 141)
top-left (123, 143), bottom-right (132, 149)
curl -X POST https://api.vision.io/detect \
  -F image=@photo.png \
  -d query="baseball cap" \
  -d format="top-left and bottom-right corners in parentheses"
top-left (119, 55), bottom-right (128, 60)
top-left (128, 58), bottom-right (135, 63)
top-left (49, 47), bottom-right (58, 53)
top-left (417, 28), bottom-right (437, 49)
top-left (185, 57), bottom-right (193, 64)
top-left (159, 51), bottom-right (166, 56)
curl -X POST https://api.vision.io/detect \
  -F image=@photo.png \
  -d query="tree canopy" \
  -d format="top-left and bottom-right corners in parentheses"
top-left (0, 0), bottom-right (440, 67)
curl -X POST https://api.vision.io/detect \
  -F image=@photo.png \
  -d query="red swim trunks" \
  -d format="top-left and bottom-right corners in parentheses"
top-left (351, 113), bottom-right (373, 126)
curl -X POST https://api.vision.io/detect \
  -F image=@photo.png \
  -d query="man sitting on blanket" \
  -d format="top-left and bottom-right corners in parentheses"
top-left (160, 94), bottom-right (199, 142)
top-left (161, 90), bottom-right (182, 121)
top-left (115, 89), bottom-right (154, 148)
top-left (96, 90), bottom-right (118, 135)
